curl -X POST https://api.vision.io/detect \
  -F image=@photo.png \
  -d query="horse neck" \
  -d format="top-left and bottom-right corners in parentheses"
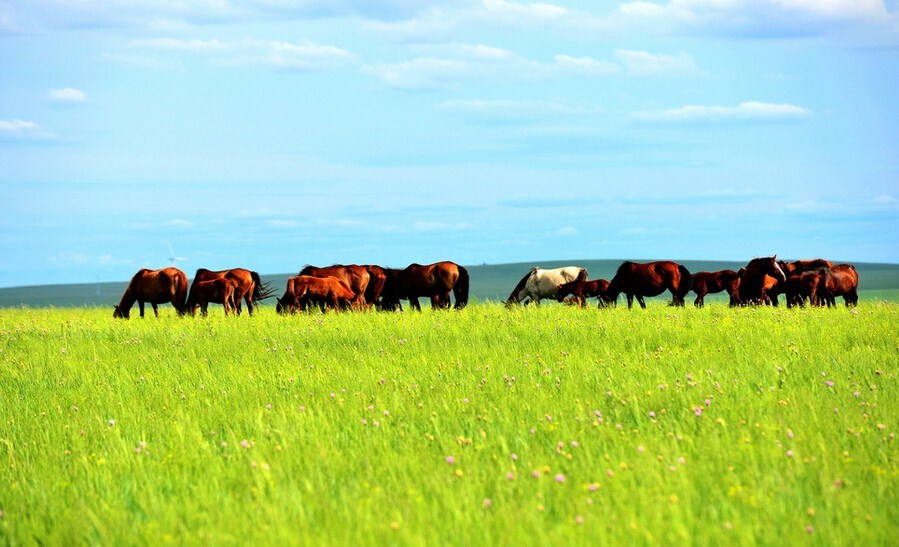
top-left (117, 287), bottom-right (136, 312)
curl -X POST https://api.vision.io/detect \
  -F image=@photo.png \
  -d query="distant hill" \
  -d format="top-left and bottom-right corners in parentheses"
top-left (2, 259), bottom-right (898, 308)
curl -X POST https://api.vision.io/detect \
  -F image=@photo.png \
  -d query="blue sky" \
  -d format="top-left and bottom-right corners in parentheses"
top-left (1, 0), bottom-right (897, 288)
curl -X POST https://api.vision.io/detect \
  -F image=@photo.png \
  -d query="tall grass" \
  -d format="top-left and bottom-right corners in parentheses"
top-left (1, 302), bottom-right (897, 545)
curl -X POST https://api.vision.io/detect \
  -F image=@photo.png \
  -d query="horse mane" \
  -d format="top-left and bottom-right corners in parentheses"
top-left (507, 269), bottom-right (535, 302)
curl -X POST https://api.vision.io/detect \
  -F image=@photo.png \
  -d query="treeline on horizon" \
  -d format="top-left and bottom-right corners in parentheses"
top-left (3, 259), bottom-right (899, 308)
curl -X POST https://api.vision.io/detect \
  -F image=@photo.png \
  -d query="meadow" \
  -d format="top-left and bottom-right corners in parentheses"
top-left (0, 302), bottom-right (897, 545)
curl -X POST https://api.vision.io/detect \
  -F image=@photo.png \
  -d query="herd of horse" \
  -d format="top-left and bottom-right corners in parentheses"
top-left (111, 256), bottom-right (858, 318)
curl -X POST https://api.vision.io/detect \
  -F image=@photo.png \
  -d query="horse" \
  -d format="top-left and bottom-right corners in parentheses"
top-left (605, 261), bottom-right (692, 309)
top-left (276, 275), bottom-right (356, 313)
top-left (363, 265), bottom-right (388, 309)
top-left (783, 271), bottom-right (825, 308)
top-left (691, 270), bottom-right (741, 308)
top-left (186, 278), bottom-right (238, 316)
top-left (189, 268), bottom-right (274, 315)
top-left (820, 264), bottom-right (859, 307)
top-left (782, 259), bottom-right (834, 276)
top-left (738, 256), bottom-right (787, 306)
top-left (299, 265), bottom-right (370, 307)
top-left (380, 261), bottom-right (469, 311)
top-left (113, 267), bottom-right (188, 319)
top-left (556, 278), bottom-right (611, 308)
top-left (505, 267), bottom-right (587, 305)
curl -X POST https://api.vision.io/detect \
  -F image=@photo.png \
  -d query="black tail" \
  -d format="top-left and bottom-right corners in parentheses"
top-left (454, 266), bottom-right (470, 309)
top-left (676, 264), bottom-right (692, 300)
top-left (251, 271), bottom-right (276, 301)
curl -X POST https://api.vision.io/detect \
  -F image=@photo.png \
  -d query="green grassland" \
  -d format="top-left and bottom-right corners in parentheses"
top-left (1, 302), bottom-right (897, 545)
top-left (2, 259), bottom-right (898, 308)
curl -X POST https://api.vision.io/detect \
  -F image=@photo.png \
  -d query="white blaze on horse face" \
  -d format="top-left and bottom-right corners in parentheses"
top-left (774, 260), bottom-right (787, 281)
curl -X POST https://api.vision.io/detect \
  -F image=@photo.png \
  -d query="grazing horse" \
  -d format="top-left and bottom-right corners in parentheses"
top-left (738, 256), bottom-right (787, 306)
top-left (784, 271), bottom-right (825, 308)
top-left (380, 261), bottom-right (469, 311)
top-left (821, 264), bottom-right (859, 307)
top-left (506, 267), bottom-right (587, 305)
top-left (556, 278), bottom-right (611, 307)
top-left (606, 261), bottom-right (692, 309)
top-left (691, 270), bottom-right (741, 308)
top-left (300, 265), bottom-right (370, 307)
top-left (186, 278), bottom-right (238, 316)
top-left (113, 267), bottom-right (188, 319)
top-left (190, 268), bottom-right (274, 315)
top-left (276, 276), bottom-right (356, 313)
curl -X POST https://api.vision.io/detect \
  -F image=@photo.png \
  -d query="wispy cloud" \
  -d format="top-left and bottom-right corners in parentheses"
top-left (614, 49), bottom-right (697, 77)
top-left (0, 118), bottom-right (51, 140)
top-left (48, 87), bottom-right (87, 104)
top-left (128, 37), bottom-right (353, 71)
top-left (632, 101), bottom-right (812, 123)
top-left (618, 0), bottom-right (897, 40)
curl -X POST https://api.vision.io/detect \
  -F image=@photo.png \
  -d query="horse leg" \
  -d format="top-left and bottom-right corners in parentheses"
top-left (410, 298), bottom-right (421, 311)
top-left (626, 294), bottom-right (634, 309)
top-left (138, 301), bottom-right (146, 318)
top-left (637, 296), bottom-right (646, 309)
top-left (152, 303), bottom-right (160, 317)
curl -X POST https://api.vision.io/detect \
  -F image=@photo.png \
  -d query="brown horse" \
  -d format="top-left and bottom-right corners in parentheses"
top-left (606, 261), bottom-right (692, 309)
top-left (782, 259), bottom-right (834, 276)
top-left (299, 265), bottom-right (370, 307)
top-left (363, 265), bottom-right (388, 309)
top-left (784, 271), bottom-right (825, 308)
top-left (380, 261), bottom-right (469, 311)
top-left (186, 278), bottom-right (238, 316)
top-left (556, 278), bottom-right (612, 307)
top-left (113, 267), bottom-right (188, 319)
top-left (691, 270), bottom-right (741, 308)
top-left (821, 264), bottom-right (859, 307)
top-left (738, 256), bottom-right (787, 305)
top-left (190, 268), bottom-right (274, 315)
top-left (276, 275), bottom-right (356, 313)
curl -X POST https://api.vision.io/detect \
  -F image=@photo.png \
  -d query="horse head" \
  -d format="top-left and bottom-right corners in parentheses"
top-left (112, 305), bottom-right (129, 319)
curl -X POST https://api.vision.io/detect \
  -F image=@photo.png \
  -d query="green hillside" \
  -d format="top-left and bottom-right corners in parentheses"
top-left (1, 259), bottom-right (898, 308)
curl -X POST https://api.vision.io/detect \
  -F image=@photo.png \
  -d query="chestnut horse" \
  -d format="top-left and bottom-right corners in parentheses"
top-left (276, 275), bottom-right (356, 313)
top-left (738, 256), bottom-right (787, 306)
top-left (691, 270), bottom-right (741, 308)
top-left (186, 278), bottom-right (238, 316)
top-left (821, 264), bottom-right (859, 307)
top-left (113, 267), bottom-right (188, 318)
top-left (606, 261), bottom-right (692, 309)
top-left (556, 278), bottom-right (611, 308)
top-left (299, 265), bottom-right (370, 307)
top-left (381, 261), bottom-right (469, 311)
top-left (363, 265), bottom-right (388, 309)
top-left (190, 268), bottom-right (274, 315)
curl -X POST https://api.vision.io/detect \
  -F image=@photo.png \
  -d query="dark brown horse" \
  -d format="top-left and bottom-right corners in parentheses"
top-left (821, 264), bottom-right (859, 307)
top-left (782, 259), bottom-right (834, 276)
top-left (190, 268), bottom-right (274, 315)
top-left (276, 275), bottom-right (356, 313)
top-left (363, 265), bottom-right (388, 309)
top-left (186, 278), bottom-right (238, 316)
top-left (556, 278), bottom-right (612, 307)
top-left (113, 267), bottom-right (188, 319)
top-left (380, 261), bottom-right (469, 311)
top-left (299, 265), bottom-right (370, 307)
top-left (738, 256), bottom-right (787, 305)
top-left (606, 261), bottom-right (692, 309)
top-left (691, 270), bottom-right (741, 308)
top-left (784, 271), bottom-right (825, 308)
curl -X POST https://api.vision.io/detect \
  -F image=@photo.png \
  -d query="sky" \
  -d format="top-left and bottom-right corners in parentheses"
top-left (1, 0), bottom-right (898, 288)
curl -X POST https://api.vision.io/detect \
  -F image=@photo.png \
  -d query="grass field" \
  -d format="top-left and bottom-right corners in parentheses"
top-left (1, 302), bottom-right (897, 545)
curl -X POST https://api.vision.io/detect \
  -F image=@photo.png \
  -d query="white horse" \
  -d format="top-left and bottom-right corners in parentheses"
top-left (506, 266), bottom-right (587, 305)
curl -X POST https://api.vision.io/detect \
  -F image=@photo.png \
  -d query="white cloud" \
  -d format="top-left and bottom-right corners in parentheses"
top-left (436, 98), bottom-right (601, 116)
top-left (632, 101), bottom-right (812, 122)
top-left (412, 221), bottom-right (473, 231)
top-left (0, 119), bottom-right (40, 134)
top-left (128, 37), bottom-right (353, 71)
top-left (48, 87), bottom-right (88, 103)
top-left (553, 226), bottom-right (578, 236)
top-left (614, 49), bottom-right (697, 76)
top-left (873, 194), bottom-right (897, 204)
top-left (618, 0), bottom-right (896, 38)
top-left (553, 54), bottom-right (621, 76)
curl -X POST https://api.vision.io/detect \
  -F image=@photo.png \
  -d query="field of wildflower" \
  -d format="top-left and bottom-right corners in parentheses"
top-left (0, 302), bottom-right (897, 545)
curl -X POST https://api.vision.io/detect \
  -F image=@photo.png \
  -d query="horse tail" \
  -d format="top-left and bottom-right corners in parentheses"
top-left (676, 264), bottom-right (692, 300)
top-left (506, 269), bottom-right (533, 304)
top-left (454, 266), bottom-right (470, 309)
top-left (576, 268), bottom-right (588, 282)
top-left (174, 269), bottom-right (189, 315)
